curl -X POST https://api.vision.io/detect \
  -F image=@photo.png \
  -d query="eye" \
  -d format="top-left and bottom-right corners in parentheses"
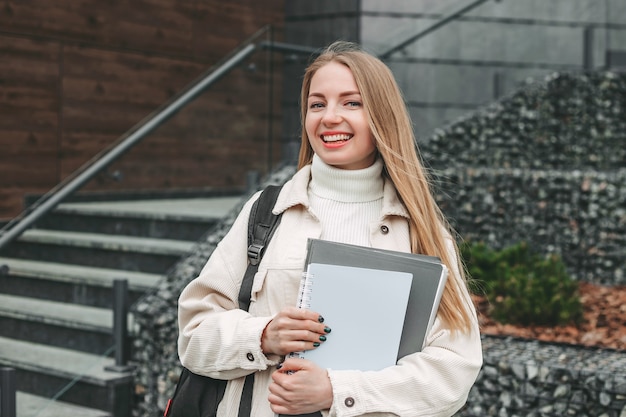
top-left (309, 102), bottom-right (325, 110)
top-left (345, 101), bottom-right (362, 108)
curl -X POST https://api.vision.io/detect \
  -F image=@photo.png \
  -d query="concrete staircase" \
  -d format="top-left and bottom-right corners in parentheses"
top-left (0, 195), bottom-right (241, 416)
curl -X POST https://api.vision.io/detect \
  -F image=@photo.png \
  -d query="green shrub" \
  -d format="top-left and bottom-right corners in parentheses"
top-left (460, 241), bottom-right (583, 326)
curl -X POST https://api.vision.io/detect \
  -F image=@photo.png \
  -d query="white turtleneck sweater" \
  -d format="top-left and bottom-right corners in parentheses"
top-left (308, 154), bottom-right (384, 247)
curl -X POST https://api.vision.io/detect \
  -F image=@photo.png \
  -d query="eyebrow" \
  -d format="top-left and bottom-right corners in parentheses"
top-left (308, 90), bottom-right (361, 99)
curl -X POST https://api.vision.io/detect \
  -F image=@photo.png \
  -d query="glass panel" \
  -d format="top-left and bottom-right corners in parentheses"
top-left (72, 27), bottom-right (280, 201)
top-left (2, 26), bottom-right (284, 417)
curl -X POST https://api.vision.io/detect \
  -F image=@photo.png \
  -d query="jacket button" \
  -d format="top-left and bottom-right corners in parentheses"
top-left (344, 397), bottom-right (355, 407)
top-left (246, 353), bottom-right (255, 361)
top-left (380, 225), bottom-right (389, 234)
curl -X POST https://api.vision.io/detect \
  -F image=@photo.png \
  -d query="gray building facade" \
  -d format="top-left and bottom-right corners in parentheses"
top-left (282, 0), bottom-right (626, 149)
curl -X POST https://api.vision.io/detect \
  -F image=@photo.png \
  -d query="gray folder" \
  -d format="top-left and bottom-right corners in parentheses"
top-left (304, 238), bottom-right (448, 360)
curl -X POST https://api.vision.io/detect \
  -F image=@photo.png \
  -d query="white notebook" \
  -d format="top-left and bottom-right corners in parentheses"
top-left (292, 262), bottom-right (413, 371)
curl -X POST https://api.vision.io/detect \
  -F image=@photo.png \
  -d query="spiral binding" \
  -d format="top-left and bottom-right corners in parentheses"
top-left (289, 271), bottom-right (315, 360)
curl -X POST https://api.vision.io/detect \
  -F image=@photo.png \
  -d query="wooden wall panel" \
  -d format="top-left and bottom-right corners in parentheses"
top-left (0, 190), bottom-right (24, 219)
top-left (194, 1), bottom-right (285, 59)
top-left (0, 130), bottom-right (58, 187)
top-left (0, 37), bottom-right (59, 130)
top-left (61, 46), bottom-right (203, 134)
top-left (72, 64), bottom-right (276, 192)
top-left (0, 0), bottom-right (196, 57)
top-left (0, 36), bottom-right (60, 216)
top-left (0, 1), bottom-right (285, 220)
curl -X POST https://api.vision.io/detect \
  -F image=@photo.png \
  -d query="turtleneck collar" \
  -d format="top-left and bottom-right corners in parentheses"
top-left (309, 154), bottom-right (384, 203)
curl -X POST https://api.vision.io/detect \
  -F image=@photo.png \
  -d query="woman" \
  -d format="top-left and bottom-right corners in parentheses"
top-left (178, 40), bottom-right (482, 417)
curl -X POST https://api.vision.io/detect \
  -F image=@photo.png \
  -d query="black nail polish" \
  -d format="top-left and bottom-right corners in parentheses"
top-left (276, 363), bottom-right (283, 370)
top-left (313, 342), bottom-right (320, 347)
top-left (324, 327), bottom-right (331, 333)
top-left (319, 335), bottom-right (327, 342)
top-left (318, 315), bottom-right (325, 323)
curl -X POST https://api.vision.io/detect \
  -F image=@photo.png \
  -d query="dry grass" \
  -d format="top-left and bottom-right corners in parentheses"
top-left (474, 281), bottom-right (626, 351)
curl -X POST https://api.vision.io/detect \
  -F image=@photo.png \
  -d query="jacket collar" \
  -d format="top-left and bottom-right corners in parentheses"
top-left (273, 164), bottom-right (410, 220)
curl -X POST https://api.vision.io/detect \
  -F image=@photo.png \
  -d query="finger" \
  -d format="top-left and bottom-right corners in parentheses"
top-left (271, 368), bottom-right (294, 392)
top-left (291, 338), bottom-right (323, 353)
top-left (289, 331), bottom-right (329, 354)
top-left (271, 312), bottom-right (326, 332)
top-left (269, 401), bottom-right (292, 416)
top-left (268, 388), bottom-right (292, 414)
top-left (268, 391), bottom-right (283, 406)
top-left (273, 316), bottom-right (331, 338)
top-left (285, 306), bottom-right (325, 323)
top-left (271, 334), bottom-right (326, 355)
top-left (269, 374), bottom-right (288, 393)
top-left (280, 357), bottom-right (313, 372)
top-left (293, 328), bottom-right (329, 343)
top-left (291, 315), bottom-right (332, 336)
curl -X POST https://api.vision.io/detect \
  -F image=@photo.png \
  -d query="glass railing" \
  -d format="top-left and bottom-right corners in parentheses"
top-left (0, 26), bottom-right (278, 249)
top-left (0, 25), bottom-right (312, 417)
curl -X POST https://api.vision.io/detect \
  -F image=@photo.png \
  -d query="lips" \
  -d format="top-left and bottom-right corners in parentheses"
top-left (321, 133), bottom-right (352, 143)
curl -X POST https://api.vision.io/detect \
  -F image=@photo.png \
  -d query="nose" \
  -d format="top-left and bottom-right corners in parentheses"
top-left (321, 104), bottom-right (342, 125)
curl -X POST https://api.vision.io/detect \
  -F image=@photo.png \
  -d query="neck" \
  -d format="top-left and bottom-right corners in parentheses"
top-left (309, 154), bottom-right (384, 202)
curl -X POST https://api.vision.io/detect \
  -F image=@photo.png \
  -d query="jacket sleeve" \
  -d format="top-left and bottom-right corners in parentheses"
top-left (177, 193), bottom-right (281, 379)
top-left (324, 240), bottom-right (483, 417)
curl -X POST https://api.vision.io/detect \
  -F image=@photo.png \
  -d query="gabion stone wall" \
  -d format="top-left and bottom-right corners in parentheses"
top-left (423, 71), bottom-right (626, 171)
top-left (423, 71), bottom-right (626, 286)
top-left (458, 336), bottom-right (626, 417)
top-left (432, 167), bottom-right (626, 285)
top-left (430, 70), bottom-right (626, 415)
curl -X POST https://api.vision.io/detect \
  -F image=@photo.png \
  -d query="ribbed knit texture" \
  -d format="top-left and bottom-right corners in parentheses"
top-left (308, 154), bottom-right (384, 246)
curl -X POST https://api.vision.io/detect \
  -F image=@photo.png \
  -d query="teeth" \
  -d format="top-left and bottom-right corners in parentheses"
top-left (322, 134), bottom-right (352, 142)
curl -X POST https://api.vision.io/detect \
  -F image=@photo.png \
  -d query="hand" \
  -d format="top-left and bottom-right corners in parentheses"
top-left (269, 358), bottom-right (333, 414)
top-left (261, 306), bottom-right (330, 356)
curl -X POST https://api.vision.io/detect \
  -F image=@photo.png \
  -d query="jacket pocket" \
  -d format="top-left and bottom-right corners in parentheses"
top-left (250, 267), bottom-right (302, 316)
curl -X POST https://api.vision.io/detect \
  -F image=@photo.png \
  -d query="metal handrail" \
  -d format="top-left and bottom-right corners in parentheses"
top-left (0, 28), bottom-right (317, 251)
top-left (0, 43), bottom-right (256, 251)
top-left (260, 40), bottom-right (319, 56)
top-left (379, 0), bottom-right (496, 60)
top-left (0, 0), bottom-right (495, 251)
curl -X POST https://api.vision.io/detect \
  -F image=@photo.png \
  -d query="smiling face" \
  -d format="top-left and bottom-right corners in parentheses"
top-left (305, 61), bottom-right (377, 170)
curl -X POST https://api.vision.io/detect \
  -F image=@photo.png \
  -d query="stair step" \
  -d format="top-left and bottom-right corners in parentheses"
top-left (56, 196), bottom-right (241, 221)
top-left (4, 230), bottom-right (193, 273)
top-left (0, 257), bottom-right (164, 300)
top-left (0, 336), bottom-right (133, 412)
top-left (17, 391), bottom-right (110, 417)
top-left (0, 257), bottom-right (161, 307)
top-left (33, 197), bottom-right (241, 240)
top-left (0, 293), bottom-right (111, 330)
top-left (20, 229), bottom-right (194, 255)
top-left (0, 257), bottom-right (159, 290)
top-left (38, 210), bottom-right (216, 241)
top-left (0, 294), bottom-right (119, 353)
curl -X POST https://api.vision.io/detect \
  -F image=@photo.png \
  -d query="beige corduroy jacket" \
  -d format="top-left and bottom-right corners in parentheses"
top-left (177, 164), bottom-right (483, 417)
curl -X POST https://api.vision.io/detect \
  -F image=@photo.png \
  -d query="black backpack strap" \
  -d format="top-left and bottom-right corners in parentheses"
top-left (237, 185), bottom-right (283, 417)
top-left (167, 185), bottom-right (300, 417)
top-left (237, 185), bottom-right (283, 311)
top-left (236, 185), bottom-right (320, 417)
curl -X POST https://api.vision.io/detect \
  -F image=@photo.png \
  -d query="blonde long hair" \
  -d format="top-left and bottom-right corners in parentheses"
top-left (297, 41), bottom-right (474, 333)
